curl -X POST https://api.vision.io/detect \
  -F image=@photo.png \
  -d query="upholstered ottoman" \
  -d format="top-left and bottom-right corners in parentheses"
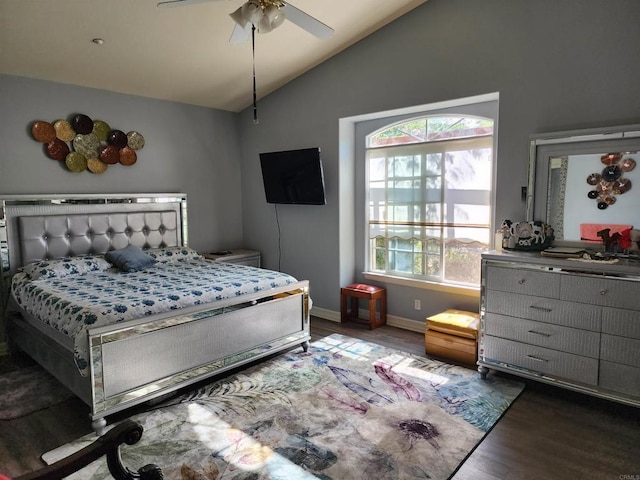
top-left (425, 309), bottom-right (479, 366)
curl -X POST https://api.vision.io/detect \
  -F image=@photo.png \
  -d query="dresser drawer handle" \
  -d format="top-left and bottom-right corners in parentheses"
top-left (526, 354), bottom-right (549, 363)
top-left (529, 305), bottom-right (552, 312)
top-left (528, 330), bottom-right (551, 337)
top-left (600, 289), bottom-right (608, 296)
top-left (518, 279), bottom-right (526, 284)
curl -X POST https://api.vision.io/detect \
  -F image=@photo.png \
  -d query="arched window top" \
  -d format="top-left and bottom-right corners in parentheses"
top-left (367, 115), bottom-right (494, 148)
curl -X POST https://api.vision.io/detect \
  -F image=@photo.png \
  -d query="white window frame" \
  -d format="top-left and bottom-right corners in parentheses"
top-left (359, 95), bottom-right (499, 296)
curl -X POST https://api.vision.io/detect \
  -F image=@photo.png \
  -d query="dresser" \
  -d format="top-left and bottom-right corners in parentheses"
top-left (479, 251), bottom-right (640, 406)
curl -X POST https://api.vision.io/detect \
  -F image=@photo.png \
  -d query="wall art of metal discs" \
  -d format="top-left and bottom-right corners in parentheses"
top-left (586, 152), bottom-right (635, 209)
top-left (30, 113), bottom-right (145, 174)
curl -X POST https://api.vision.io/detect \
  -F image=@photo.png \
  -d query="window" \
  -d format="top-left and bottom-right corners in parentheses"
top-left (366, 115), bottom-right (494, 287)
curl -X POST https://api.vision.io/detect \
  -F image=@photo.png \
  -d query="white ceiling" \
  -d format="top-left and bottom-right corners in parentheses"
top-left (0, 0), bottom-right (427, 112)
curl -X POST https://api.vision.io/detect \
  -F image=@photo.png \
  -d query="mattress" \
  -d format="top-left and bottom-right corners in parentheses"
top-left (11, 259), bottom-right (298, 376)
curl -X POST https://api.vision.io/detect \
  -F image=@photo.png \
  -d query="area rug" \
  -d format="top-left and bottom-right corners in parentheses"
top-left (43, 333), bottom-right (524, 479)
top-left (0, 365), bottom-right (74, 420)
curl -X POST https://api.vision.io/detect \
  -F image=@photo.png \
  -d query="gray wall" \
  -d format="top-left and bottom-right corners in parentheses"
top-left (0, 74), bottom-right (244, 253)
top-left (2, 0), bottom-right (640, 328)
top-left (238, 0), bottom-right (640, 321)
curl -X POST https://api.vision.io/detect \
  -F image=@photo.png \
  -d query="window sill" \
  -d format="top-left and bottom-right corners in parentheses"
top-left (363, 272), bottom-right (480, 298)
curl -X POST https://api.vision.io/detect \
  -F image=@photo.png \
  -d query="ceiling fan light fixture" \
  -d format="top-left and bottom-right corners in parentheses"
top-left (258, 15), bottom-right (273, 33)
top-left (241, 0), bottom-right (263, 25)
top-left (265, 4), bottom-right (285, 28)
top-left (258, 5), bottom-right (285, 33)
top-left (229, 6), bottom-right (249, 27)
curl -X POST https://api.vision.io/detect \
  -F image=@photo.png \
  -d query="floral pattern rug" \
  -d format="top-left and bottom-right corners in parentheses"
top-left (43, 334), bottom-right (524, 479)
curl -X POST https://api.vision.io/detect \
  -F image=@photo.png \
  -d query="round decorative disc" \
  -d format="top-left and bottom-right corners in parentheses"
top-left (32, 121), bottom-right (56, 143)
top-left (597, 201), bottom-right (608, 210)
top-left (596, 181), bottom-right (613, 194)
top-left (72, 133), bottom-right (101, 159)
top-left (612, 178), bottom-right (632, 194)
top-left (587, 190), bottom-right (599, 199)
top-left (107, 130), bottom-right (128, 149)
top-left (53, 120), bottom-right (76, 141)
top-left (99, 145), bottom-right (120, 164)
top-left (71, 114), bottom-right (94, 134)
top-left (586, 173), bottom-right (601, 185)
top-left (620, 157), bottom-right (636, 172)
top-left (601, 165), bottom-right (622, 182)
top-left (119, 146), bottom-right (137, 166)
top-left (600, 153), bottom-right (622, 165)
top-left (65, 152), bottom-right (88, 172)
top-left (87, 158), bottom-right (108, 174)
top-left (92, 120), bottom-right (111, 141)
top-left (45, 138), bottom-right (70, 160)
top-left (126, 131), bottom-right (145, 150)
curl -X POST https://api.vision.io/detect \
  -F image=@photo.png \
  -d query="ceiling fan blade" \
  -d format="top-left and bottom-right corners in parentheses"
top-left (282, 3), bottom-right (334, 39)
top-left (229, 23), bottom-right (252, 43)
top-left (157, 0), bottom-right (219, 8)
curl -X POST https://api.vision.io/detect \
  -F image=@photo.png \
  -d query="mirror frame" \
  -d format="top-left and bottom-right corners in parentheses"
top-left (527, 123), bottom-right (640, 246)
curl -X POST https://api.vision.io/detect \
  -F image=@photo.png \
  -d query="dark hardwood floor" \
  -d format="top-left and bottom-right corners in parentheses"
top-left (1, 317), bottom-right (639, 479)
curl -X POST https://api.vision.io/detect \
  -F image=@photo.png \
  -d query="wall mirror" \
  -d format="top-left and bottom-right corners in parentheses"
top-left (527, 124), bottom-right (640, 246)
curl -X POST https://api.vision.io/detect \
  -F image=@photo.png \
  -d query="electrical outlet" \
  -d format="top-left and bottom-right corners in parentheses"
top-left (414, 299), bottom-right (421, 310)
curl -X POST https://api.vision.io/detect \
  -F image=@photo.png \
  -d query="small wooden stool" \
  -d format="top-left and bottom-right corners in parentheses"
top-left (340, 283), bottom-right (387, 329)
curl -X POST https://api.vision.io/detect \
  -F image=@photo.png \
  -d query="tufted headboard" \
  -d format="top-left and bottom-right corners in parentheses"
top-left (18, 211), bottom-right (179, 266)
top-left (1, 194), bottom-right (187, 275)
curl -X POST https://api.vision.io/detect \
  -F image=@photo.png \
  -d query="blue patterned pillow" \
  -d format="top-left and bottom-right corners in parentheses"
top-left (146, 246), bottom-right (202, 263)
top-left (105, 245), bottom-right (157, 272)
top-left (23, 255), bottom-right (111, 280)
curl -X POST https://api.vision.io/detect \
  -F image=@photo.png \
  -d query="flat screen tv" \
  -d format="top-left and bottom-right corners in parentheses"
top-left (259, 147), bottom-right (326, 205)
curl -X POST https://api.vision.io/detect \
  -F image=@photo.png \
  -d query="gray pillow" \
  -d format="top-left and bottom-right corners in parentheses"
top-left (105, 245), bottom-right (157, 272)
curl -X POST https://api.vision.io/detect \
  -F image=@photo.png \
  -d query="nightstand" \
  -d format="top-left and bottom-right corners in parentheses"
top-left (202, 249), bottom-right (261, 268)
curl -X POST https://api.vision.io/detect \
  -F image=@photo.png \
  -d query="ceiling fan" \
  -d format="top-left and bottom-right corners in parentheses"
top-left (156, 0), bottom-right (334, 43)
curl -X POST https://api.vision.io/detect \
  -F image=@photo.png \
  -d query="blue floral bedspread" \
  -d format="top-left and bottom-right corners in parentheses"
top-left (11, 261), bottom-right (298, 376)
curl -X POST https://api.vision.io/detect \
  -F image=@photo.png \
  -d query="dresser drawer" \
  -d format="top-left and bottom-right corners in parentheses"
top-left (484, 313), bottom-right (600, 358)
top-left (560, 274), bottom-right (640, 310)
top-left (600, 334), bottom-right (640, 368)
top-left (483, 335), bottom-right (598, 385)
top-left (485, 265), bottom-right (559, 298)
top-left (484, 290), bottom-right (600, 331)
top-left (599, 361), bottom-right (640, 398)
top-left (602, 307), bottom-right (640, 340)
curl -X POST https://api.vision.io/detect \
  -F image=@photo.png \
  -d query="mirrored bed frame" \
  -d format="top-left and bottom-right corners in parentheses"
top-left (0, 193), bottom-right (310, 435)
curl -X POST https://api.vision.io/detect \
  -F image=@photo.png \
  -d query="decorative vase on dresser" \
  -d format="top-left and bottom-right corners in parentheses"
top-left (478, 251), bottom-right (640, 407)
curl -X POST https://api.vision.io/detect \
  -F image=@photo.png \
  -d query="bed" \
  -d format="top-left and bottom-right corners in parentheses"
top-left (0, 193), bottom-right (310, 435)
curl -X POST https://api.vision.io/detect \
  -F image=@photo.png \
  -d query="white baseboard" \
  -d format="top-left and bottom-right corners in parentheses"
top-left (309, 306), bottom-right (340, 322)
top-left (310, 307), bottom-right (425, 334)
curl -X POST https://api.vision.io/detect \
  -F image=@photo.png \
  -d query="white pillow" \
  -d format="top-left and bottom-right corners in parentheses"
top-left (145, 246), bottom-right (202, 263)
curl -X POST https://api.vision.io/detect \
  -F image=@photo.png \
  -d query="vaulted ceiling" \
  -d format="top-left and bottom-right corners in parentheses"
top-left (0, 0), bottom-right (427, 111)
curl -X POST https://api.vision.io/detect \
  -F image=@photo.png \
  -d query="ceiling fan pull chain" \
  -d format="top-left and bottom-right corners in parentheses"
top-left (252, 24), bottom-right (258, 124)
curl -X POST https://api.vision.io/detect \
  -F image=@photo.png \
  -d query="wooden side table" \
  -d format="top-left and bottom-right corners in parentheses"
top-left (340, 283), bottom-right (387, 329)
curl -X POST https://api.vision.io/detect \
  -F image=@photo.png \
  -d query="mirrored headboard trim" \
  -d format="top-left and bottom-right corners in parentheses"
top-left (1, 193), bottom-right (188, 277)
